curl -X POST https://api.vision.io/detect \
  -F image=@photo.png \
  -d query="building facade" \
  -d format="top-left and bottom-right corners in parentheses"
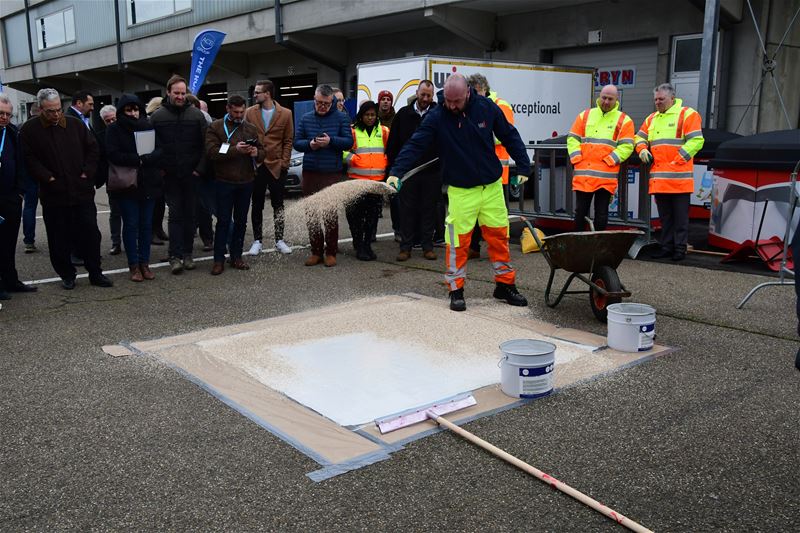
top-left (0, 0), bottom-right (797, 134)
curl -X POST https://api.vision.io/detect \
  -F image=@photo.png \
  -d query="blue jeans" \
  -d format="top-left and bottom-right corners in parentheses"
top-left (214, 181), bottom-right (253, 262)
top-left (117, 196), bottom-right (156, 266)
top-left (22, 178), bottom-right (38, 245)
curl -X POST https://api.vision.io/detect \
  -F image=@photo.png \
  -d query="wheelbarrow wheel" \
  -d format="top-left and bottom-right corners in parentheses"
top-left (590, 265), bottom-right (622, 322)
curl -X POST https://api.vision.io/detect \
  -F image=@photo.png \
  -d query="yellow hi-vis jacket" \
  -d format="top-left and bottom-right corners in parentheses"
top-left (343, 124), bottom-right (389, 181)
top-left (488, 91), bottom-right (514, 185)
top-left (566, 100), bottom-right (634, 195)
top-left (635, 98), bottom-right (705, 194)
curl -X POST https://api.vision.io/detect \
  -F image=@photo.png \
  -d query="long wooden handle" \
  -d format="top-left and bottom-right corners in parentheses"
top-left (430, 413), bottom-right (654, 533)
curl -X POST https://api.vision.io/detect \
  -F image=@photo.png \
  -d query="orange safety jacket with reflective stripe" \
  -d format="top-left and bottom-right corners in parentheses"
top-left (489, 91), bottom-right (514, 184)
top-left (566, 100), bottom-right (634, 194)
top-left (634, 98), bottom-right (705, 194)
top-left (343, 124), bottom-right (390, 181)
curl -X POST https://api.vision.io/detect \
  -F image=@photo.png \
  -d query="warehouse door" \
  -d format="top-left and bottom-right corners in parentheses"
top-left (553, 41), bottom-right (658, 128)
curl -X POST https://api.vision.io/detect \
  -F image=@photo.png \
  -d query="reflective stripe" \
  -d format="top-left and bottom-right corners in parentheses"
top-left (446, 223), bottom-right (460, 291)
top-left (574, 169), bottom-right (618, 178)
top-left (617, 138), bottom-right (634, 145)
top-left (349, 168), bottom-right (385, 176)
top-left (583, 137), bottom-right (617, 147)
top-left (569, 150), bottom-right (581, 159)
top-left (651, 171), bottom-right (694, 179)
top-left (609, 151), bottom-right (621, 164)
top-left (498, 158), bottom-right (509, 165)
top-left (650, 138), bottom-right (684, 146)
top-left (684, 130), bottom-right (703, 139)
top-left (635, 140), bottom-right (648, 148)
top-left (567, 133), bottom-right (582, 142)
top-left (636, 129), bottom-right (649, 139)
top-left (353, 147), bottom-right (384, 154)
top-left (492, 261), bottom-right (513, 276)
top-left (678, 147), bottom-right (691, 161)
top-left (344, 153), bottom-right (353, 164)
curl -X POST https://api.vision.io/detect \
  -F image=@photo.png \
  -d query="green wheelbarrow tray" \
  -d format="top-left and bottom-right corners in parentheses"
top-left (523, 219), bottom-right (644, 322)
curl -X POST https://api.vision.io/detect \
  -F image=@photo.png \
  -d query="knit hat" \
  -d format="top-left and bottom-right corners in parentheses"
top-left (377, 90), bottom-right (394, 104)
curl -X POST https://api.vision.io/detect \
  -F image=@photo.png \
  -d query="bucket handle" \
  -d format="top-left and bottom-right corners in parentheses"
top-left (497, 355), bottom-right (507, 368)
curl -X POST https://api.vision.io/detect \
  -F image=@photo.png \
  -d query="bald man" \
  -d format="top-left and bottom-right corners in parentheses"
top-left (387, 74), bottom-right (531, 312)
top-left (566, 84), bottom-right (635, 231)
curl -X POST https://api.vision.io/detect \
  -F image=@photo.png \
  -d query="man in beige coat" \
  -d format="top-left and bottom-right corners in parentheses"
top-left (245, 79), bottom-right (294, 255)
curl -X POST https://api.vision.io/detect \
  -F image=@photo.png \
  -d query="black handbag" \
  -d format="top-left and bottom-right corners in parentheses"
top-left (107, 163), bottom-right (138, 191)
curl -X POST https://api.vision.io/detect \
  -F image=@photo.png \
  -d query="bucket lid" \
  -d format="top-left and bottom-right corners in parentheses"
top-left (607, 303), bottom-right (655, 315)
top-left (499, 339), bottom-right (556, 356)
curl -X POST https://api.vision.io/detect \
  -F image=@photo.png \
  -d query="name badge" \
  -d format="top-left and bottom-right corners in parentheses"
top-left (219, 143), bottom-right (230, 154)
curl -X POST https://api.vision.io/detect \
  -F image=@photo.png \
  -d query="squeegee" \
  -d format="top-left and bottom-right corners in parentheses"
top-left (376, 394), bottom-right (653, 533)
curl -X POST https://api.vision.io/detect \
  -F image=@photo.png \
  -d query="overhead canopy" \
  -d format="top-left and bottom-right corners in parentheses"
top-left (709, 129), bottom-right (800, 171)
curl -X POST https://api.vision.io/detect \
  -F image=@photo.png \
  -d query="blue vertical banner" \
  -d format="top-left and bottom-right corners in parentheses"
top-left (188, 29), bottom-right (226, 95)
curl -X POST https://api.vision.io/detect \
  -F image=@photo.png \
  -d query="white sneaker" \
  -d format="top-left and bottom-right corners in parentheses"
top-left (248, 240), bottom-right (263, 255)
top-left (275, 240), bottom-right (293, 254)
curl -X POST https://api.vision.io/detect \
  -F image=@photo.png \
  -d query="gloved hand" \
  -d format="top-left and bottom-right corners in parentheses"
top-left (639, 148), bottom-right (653, 164)
top-left (386, 175), bottom-right (401, 191)
top-left (510, 174), bottom-right (528, 186)
top-left (602, 154), bottom-right (616, 166)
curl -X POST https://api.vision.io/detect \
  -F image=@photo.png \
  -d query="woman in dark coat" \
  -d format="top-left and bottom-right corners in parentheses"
top-left (104, 94), bottom-right (163, 281)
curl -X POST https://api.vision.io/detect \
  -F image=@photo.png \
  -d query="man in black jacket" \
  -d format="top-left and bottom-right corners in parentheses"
top-left (150, 75), bottom-right (207, 274)
top-left (0, 93), bottom-right (37, 300)
top-left (385, 80), bottom-right (440, 261)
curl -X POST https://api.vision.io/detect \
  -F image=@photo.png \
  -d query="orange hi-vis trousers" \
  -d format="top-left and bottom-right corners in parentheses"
top-left (445, 178), bottom-right (515, 291)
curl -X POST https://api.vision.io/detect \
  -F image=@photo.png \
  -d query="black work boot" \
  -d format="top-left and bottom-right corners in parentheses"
top-left (493, 282), bottom-right (528, 306)
top-left (449, 288), bottom-right (466, 312)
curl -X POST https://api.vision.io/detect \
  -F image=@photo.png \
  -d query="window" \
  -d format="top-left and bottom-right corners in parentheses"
top-left (672, 36), bottom-right (702, 74)
top-left (127, 0), bottom-right (192, 26)
top-left (36, 8), bottom-right (76, 50)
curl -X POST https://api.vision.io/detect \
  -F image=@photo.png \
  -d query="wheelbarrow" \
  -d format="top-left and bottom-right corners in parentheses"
top-left (522, 218), bottom-right (643, 322)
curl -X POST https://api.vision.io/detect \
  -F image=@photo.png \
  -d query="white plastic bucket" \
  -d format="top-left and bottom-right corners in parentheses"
top-left (499, 339), bottom-right (556, 399)
top-left (607, 303), bottom-right (656, 352)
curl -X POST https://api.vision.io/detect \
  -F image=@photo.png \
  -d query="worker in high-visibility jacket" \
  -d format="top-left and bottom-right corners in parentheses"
top-left (567, 84), bottom-right (634, 231)
top-left (387, 74), bottom-right (531, 313)
top-left (343, 100), bottom-right (389, 261)
top-left (635, 83), bottom-right (704, 261)
top-left (465, 73), bottom-right (516, 259)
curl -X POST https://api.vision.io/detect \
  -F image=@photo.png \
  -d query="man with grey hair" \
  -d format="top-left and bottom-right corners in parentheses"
top-left (293, 83), bottom-right (353, 267)
top-left (0, 93), bottom-right (38, 300)
top-left (20, 88), bottom-right (111, 289)
top-left (99, 105), bottom-right (117, 126)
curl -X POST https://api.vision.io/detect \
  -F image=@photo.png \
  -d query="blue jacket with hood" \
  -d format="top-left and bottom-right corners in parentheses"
top-left (390, 87), bottom-right (530, 188)
top-left (293, 97), bottom-right (353, 173)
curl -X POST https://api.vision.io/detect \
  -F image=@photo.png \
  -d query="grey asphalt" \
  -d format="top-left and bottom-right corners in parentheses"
top-left (2, 191), bottom-right (798, 532)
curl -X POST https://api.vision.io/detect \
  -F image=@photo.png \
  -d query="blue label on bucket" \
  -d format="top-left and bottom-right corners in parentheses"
top-left (638, 323), bottom-right (655, 351)
top-left (518, 365), bottom-right (553, 377)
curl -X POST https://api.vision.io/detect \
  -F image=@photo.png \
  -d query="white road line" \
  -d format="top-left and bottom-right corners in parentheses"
top-left (23, 233), bottom-right (395, 286)
top-left (35, 209), bottom-right (111, 220)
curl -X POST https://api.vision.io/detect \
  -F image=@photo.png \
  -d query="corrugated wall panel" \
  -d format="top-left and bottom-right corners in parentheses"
top-left (3, 12), bottom-right (30, 67)
top-left (27, 0), bottom-right (116, 62)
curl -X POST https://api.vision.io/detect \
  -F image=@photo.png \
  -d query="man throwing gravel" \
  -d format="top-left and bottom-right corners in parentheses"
top-left (387, 74), bottom-right (530, 312)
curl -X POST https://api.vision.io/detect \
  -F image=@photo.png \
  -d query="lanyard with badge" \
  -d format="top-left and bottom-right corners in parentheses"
top-left (219, 114), bottom-right (239, 154)
top-left (0, 127), bottom-right (6, 169)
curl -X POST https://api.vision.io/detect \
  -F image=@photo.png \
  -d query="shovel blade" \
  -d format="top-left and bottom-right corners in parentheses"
top-left (376, 394), bottom-right (477, 434)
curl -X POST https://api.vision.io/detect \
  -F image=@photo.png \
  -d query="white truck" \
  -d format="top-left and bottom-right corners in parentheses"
top-left (356, 55), bottom-right (594, 145)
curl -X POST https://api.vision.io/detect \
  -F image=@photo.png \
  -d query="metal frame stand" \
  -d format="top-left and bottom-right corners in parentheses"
top-left (737, 162), bottom-right (798, 309)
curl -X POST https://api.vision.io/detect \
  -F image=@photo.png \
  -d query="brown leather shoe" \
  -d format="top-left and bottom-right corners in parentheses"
top-left (396, 250), bottom-right (411, 261)
top-left (423, 250), bottom-right (437, 260)
top-left (211, 262), bottom-right (224, 275)
top-left (467, 248), bottom-right (480, 260)
top-left (231, 258), bottom-right (249, 270)
top-left (139, 263), bottom-right (155, 280)
top-left (324, 255), bottom-right (337, 267)
top-left (305, 254), bottom-right (323, 266)
top-left (129, 265), bottom-right (143, 282)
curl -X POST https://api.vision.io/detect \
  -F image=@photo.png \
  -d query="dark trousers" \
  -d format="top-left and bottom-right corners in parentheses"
top-left (117, 196), bottom-right (156, 266)
top-left (654, 193), bottom-right (690, 253)
top-left (196, 178), bottom-right (215, 243)
top-left (0, 194), bottom-right (22, 289)
top-left (42, 202), bottom-right (103, 280)
top-left (164, 177), bottom-right (198, 259)
top-left (109, 195), bottom-right (122, 247)
top-left (346, 191), bottom-right (382, 252)
top-left (399, 172), bottom-right (441, 252)
top-left (22, 178), bottom-right (38, 245)
top-left (574, 188), bottom-right (612, 231)
top-left (152, 197), bottom-right (166, 234)
top-left (302, 170), bottom-right (341, 257)
top-left (252, 166), bottom-right (287, 242)
top-left (214, 181), bottom-right (254, 262)
top-left (389, 194), bottom-right (401, 235)
top-left (434, 187), bottom-right (446, 243)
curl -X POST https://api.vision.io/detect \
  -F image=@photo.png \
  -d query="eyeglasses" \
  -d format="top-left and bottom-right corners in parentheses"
top-left (314, 99), bottom-right (332, 108)
top-left (42, 108), bottom-right (63, 115)
top-left (0, 111), bottom-right (11, 117)
top-left (253, 90), bottom-right (265, 94)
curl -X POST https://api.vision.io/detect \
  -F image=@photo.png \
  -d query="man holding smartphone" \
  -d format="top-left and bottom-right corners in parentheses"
top-left (293, 84), bottom-right (353, 267)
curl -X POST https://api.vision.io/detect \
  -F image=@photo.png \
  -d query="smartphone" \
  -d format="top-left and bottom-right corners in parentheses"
top-left (243, 138), bottom-right (260, 147)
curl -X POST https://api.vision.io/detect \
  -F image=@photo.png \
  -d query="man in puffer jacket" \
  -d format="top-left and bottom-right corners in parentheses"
top-left (388, 74), bottom-right (531, 312)
top-left (293, 84), bottom-right (353, 267)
